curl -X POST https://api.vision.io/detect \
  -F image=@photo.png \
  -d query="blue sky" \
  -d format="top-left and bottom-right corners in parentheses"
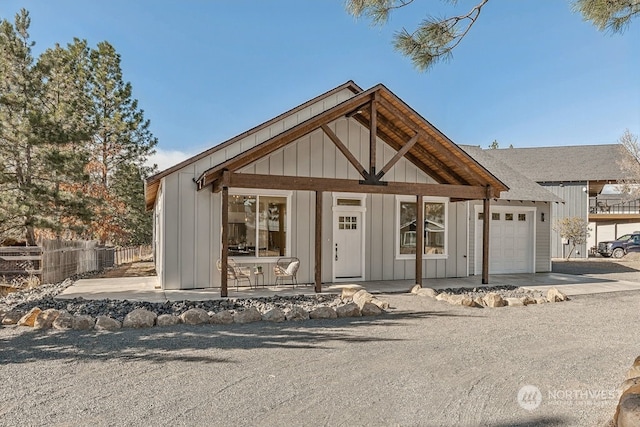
top-left (1, 1), bottom-right (639, 170)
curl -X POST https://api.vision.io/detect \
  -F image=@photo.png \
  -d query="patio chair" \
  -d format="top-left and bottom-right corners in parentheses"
top-left (216, 258), bottom-right (252, 290)
top-left (273, 257), bottom-right (299, 287)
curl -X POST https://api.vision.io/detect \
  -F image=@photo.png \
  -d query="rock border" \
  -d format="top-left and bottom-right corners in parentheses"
top-left (410, 285), bottom-right (569, 308)
top-left (610, 355), bottom-right (640, 426)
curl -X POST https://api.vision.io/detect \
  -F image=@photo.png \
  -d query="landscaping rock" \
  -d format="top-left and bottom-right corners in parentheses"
top-left (286, 306), bottom-right (309, 321)
top-left (435, 293), bottom-right (450, 303)
top-left (361, 302), bottom-right (383, 316)
top-left (52, 311), bottom-right (74, 329)
top-left (483, 293), bottom-right (506, 308)
top-left (180, 308), bottom-right (209, 325)
top-left (626, 366), bottom-right (640, 381)
top-left (341, 285), bottom-right (363, 300)
top-left (621, 377), bottom-right (640, 394)
top-left (18, 307), bottom-right (42, 327)
top-left (34, 309), bottom-right (60, 329)
top-left (504, 297), bottom-right (524, 307)
top-left (210, 310), bottom-right (234, 325)
top-left (123, 308), bottom-right (156, 328)
top-left (352, 290), bottom-right (375, 309)
top-left (336, 303), bottom-right (361, 318)
top-left (157, 314), bottom-right (181, 327)
top-left (521, 296), bottom-right (537, 306)
top-left (547, 287), bottom-right (568, 303)
top-left (535, 297), bottom-right (547, 304)
top-left (473, 297), bottom-right (485, 307)
top-left (416, 287), bottom-right (437, 298)
top-left (95, 316), bottom-right (121, 331)
top-left (262, 308), bottom-right (285, 323)
top-left (615, 384), bottom-right (640, 427)
top-left (233, 307), bottom-right (262, 324)
top-left (2, 310), bottom-right (24, 325)
top-left (410, 284), bottom-right (421, 294)
top-left (309, 306), bottom-right (337, 319)
top-left (72, 315), bottom-right (95, 330)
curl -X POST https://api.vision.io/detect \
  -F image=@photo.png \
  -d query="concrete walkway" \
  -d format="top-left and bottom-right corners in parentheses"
top-left (55, 271), bottom-right (640, 303)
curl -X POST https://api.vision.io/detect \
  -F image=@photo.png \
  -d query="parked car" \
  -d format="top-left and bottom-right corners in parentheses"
top-left (597, 233), bottom-right (640, 258)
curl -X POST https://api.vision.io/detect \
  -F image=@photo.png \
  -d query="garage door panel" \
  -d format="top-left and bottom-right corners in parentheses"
top-left (477, 208), bottom-right (534, 274)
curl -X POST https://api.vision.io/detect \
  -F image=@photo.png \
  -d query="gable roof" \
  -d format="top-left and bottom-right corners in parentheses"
top-left (194, 83), bottom-right (508, 196)
top-left (460, 146), bottom-right (563, 203)
top-left (145, 81), bottom-right (510, 210)
top-left (486, 144), bottom-right (626, 183)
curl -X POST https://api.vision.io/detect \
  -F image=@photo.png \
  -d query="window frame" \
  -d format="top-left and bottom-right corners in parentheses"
top-left (396, 195), bottom-right (449, 260)
top-left (225, 189), bottom-right (292, 261)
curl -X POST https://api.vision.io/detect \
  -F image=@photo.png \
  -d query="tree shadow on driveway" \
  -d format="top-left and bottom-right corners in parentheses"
top-left (0, 309), bottom-right (477, 365)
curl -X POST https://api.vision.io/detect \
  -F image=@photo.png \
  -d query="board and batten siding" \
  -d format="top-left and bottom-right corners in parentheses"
top-left (156, 90), bottom-right (468, 289)
top-left (542, 183), bottom-right (588, 259)
top-left (468, 200), bottom-right (551, 274)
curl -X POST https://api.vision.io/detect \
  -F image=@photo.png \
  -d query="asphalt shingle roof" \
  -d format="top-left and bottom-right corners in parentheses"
top-left (461, 145), bottom-right (563, 203)
top-left (485, 144), bottom-right (626, 182)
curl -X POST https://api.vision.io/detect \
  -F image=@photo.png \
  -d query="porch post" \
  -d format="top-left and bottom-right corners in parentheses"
top-left (482, 187), bottom-right (492, 285)
top-left (416, 194), bottom-right (424, 286)
top-left (315, 191), bottom-right (323, 293)
top-left (369, 94), bottom-right (377, 177)
top-left (221, 185), bottom-right (229, 297)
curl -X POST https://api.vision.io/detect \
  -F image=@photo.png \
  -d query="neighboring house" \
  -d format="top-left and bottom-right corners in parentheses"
top-left (485, 145), bottom-right (637, 258)
top-left (144, 81), bottom-right (559, 294)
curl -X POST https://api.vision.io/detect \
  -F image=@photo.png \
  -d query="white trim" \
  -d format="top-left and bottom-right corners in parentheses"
top-left (332, 193), bottom-right (366, 282)
top-left (395, 195), bottom-right (449, 260)
top-left (221, 189), bottom-right (293, 262)
top-left (465, 201), bottom-right (470, 277)
top-left (474, 204), bottom-right (537, 275)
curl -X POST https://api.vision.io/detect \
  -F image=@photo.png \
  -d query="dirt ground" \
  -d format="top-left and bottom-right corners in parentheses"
top-left (95, 261), bottom-right (156, 278)
top-left (552, 256), bottom-right (640, 283)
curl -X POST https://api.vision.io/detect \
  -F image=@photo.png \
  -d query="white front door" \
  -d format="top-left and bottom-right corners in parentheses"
top-left (333, 211), bottom-right (363, 279)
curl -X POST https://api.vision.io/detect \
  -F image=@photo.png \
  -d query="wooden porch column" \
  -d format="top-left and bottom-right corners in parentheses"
top-left (221, 186), bottom-right (229, 297)
top-left (416, 194), bottom-right (424, 286)
top-left (482, 188), bottom-right (491, 285)
top-left (369, 94), bottom-right (377, 177)
top-left (315, 191), bottom-right (323, 293)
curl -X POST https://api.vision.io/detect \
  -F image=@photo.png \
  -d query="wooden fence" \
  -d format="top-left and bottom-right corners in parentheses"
top-left (0, 240), bottom-right (152, 286)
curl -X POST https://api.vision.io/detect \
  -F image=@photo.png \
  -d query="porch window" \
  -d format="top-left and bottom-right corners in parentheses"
top-left (227, 193), bottom-right (289, 258)
top-left (397, 196), bottom-right (448, 259)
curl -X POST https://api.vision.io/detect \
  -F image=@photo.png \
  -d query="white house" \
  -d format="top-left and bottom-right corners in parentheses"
top-left (145, 82), bottom-right (560, 295)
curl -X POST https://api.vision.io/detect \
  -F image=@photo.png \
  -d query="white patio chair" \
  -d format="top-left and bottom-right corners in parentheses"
top-left (273, 257), bottom-right (299, 287)
top-left (216, 258), bottom-right (252, 290)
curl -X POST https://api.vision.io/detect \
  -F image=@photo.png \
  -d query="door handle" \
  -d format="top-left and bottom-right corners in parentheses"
top-left (335, 243), bottom-right (338, 261)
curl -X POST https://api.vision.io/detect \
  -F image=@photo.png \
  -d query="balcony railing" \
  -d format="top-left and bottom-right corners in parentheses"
top-left (589, 198), bottom-right (640, 215)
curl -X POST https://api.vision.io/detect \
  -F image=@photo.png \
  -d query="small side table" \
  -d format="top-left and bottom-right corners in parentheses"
top-left (254, 270), bottom-right (264, 287)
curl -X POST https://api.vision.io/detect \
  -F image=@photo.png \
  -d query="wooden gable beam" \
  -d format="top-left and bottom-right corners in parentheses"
top-left (370, 93), bottom-right (378, 177)
top-left (320, 124), bottom-right (368, 180)
top-left (377, 97), bottom-right (486, 186)
top-left (196, 90), bottom-right (377, 190)
top-left (224, 172), bottom-right (488, 200)
top-left (376, 133), bottom-right (419, 180)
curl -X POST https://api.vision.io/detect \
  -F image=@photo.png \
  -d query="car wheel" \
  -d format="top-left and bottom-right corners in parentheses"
top-left (612, 248), bottom-right (625, 258)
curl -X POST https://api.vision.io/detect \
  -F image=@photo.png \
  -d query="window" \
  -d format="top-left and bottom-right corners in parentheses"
top-left (338, 216), bottom-right (358, 230)
top-left (397, 197), bottom-right (447, 258)
top-left (492, 212), bottom-right (500, 221)
top-left (505, 213), bottom-right (514, 221)
top-left (518, 213), bottom-right (527, 221)
top-left (227, 193), bottom-right (289, 258)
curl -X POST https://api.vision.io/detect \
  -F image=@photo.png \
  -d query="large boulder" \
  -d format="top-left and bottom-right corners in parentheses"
top-left (286, 306), bottom-right (309, 321)
top-left (336, 303), bottom-right (361, 318)
top-left (95, 316), bottom-right (122, 331)
top-left (18, 307), bottom-right (42, 327)
top-left (621, 377), bottom-right (640, 394)
top-left (341, 285), bottom-right (364, 300)
top-left (361, 302), bottom-right (383, 316)
top-left (352, 290), bottom-right (375, 309)
top-left (123, 308), bottom-right (157, 328)
top-left (157, 314), bottom-right (181, 327)
top-left (547, 287), bottom-right (568, 303)
top-left (504, 297), bottom-right (524, 307)
top-left (72, 315), bottom-right (95, 330)
top-left (626, 366), bottom-right (640, 381)
top-left (210, 310), bottom-right (234, 325)
top-left (410, 284), bottom-right (421, 294)
top-left (615, 384), bottom-right (640, 427)
top-left (2, 310), bottom-right (25, 325)
top-left (180, 308), bottom-right (209, 325)
top-left (34, 309), bottom-right (60, 329)
top-left (309, 307), bottom-right (337, 320)
top-left (262, 308), bottom-right (285, 323)
top-left (435, 293), bottom-right (450, 303)
top-left (52, 311), bottom-right (74, 329)
top-left (482, 293), bottom-right (506, 308)
top-left (233, 307), bottom-right (262, 324)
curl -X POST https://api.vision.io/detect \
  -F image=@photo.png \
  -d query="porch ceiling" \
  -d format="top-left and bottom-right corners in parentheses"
top-left (195, 83), bottom-right (508, 198)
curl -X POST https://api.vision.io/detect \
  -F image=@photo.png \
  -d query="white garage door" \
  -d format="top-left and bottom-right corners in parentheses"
top-left (476, 208), bottom-right (535, 274)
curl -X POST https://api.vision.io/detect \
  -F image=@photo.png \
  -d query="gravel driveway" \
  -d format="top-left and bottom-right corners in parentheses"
top-left (2, 288), bottom-right (638, 426)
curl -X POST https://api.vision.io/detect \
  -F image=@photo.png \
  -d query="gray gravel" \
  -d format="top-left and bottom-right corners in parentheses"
top-left (1, 289), bottom-right (637, 426)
